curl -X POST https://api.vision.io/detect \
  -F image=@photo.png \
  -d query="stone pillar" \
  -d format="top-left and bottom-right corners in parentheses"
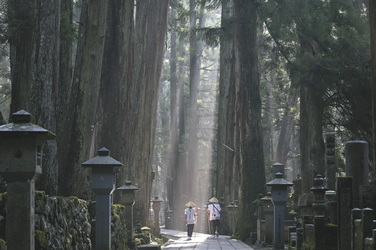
top-left (266, 172), bottom-right (293, 250)
top-left (82, 147), bottom-right (122, 250)
top-left (116, 181), bottom-right (139, 246)
top-left (288, 226), bottom-right (296, 249)
top-left (325, 190), bottom-right (337, 224)
top-left (0, 110), bottom-right (55, 250)
top-left (362, 208), bottom-right (374, 243)
top-left (311, 174), bottom-right (326, 216)
top-left (226, 203), bottom-right (236, 235)
top-left (165, 209), bottom-right (174, 230)
top-left (314, 216), bottom-right (326, 249)
top-left (256, 205), bottom-right (264, 244)
top-left (152, 196), bottom-right (163, 235)
top-left (325, 131), bottom-right (336, 190)
top-left (337, 177), bottom-right (353, 250)
top-left (261, 193), bottom-right (274, 245)
top-left (360, 185), bottom-right (376, 209)
top-left (345, 140), bottom-right (369, 207)
top-left (328, 200), bottom-right (338, 225)
top-left (296, 227), bottom-right (303, 250)
top-left (351, 208), bottom-right (362, 250)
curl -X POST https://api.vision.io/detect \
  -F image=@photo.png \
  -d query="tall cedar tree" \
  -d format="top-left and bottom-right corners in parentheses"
top-left (233, 0), bottom-right (266, 240)
top-left (370, 0), bottom-right (376, 183)
top-left (167, 0), bottom-right (178, 215)
top-left (57, 0), bottom-right (73, 196)
top-left (128, 0), bottom-right (169, 225)
top-left (97, 0), bottom-right (134, 202)
top-left (216, 0), bottom-right (236, 235)
top-left (8, 0), bottom-right (60, 194)
top-left (59, 0), bottom-right (109, 197)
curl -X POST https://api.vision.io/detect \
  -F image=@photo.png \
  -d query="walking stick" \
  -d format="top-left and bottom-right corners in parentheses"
top-left (195, 206), bottom-right (198, 238)
top-left (207, 207), bottom-right (211, 235)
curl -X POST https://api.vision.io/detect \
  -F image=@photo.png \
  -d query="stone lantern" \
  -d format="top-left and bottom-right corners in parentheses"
top-left (266, 172), bottom-right (293, 250)
top-left (261, 193), bottom-right (274, 245)
top-left (116, 181), bottom-right (139, 245)
top-left (0, 110), bottom-right (55, 250)
top-left (226, 202), bottom-right (237, 233)
top-left (82, 147), bottom-right (122, 250)
top-left (151, 196), bottom-right (163, 235)
top-left (311, 174), bottom-right (326, 216)
top-left (272, 162), bottom-right (285, 177)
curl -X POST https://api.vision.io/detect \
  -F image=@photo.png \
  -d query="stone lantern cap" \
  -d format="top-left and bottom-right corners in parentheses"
top-left (226, 202), bottom-right (238, 208)
top-left (261, 192), bottom-right (272, 201)
top-left (82, 147), bottom-right (123, 168)
top-left (310, 174), bottom-right (326, 191)
top-left (266, 172), bottom-right (293, 187)
top-left (117, 181), bottom-right (139, 192)
top-left (0, 110), bottom-right (55, 139)
top-left (151, 196), bottom-right (163, 203)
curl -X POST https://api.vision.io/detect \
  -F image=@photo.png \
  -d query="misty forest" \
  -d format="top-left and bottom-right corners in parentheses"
top-left (0, 0), bottom-right (376, 244)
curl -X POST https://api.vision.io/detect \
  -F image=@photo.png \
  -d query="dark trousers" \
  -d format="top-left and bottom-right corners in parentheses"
top-left (187, 224), bottom-right (194, 237)
top-left (210, 219), bottom-right (220, 235)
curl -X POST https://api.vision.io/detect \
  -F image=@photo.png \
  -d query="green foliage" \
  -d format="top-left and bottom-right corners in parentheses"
top-left (5, 0), bottom-right (34, 43)
top-left (196, 27), bottom-right (221, 47)
top-left (60, 10), bottom-right (77, 45)
top-left (259, 0), bottom-right (371, 155)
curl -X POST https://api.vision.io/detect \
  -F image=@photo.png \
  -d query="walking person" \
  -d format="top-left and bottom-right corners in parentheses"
top-left (207, 197), bottom-right (221, 238)
top-left (185, 201), bottom-right (197, 240)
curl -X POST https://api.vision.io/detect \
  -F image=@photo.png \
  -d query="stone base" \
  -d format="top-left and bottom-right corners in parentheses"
top-left (137, 244), bottom-right (161, 249)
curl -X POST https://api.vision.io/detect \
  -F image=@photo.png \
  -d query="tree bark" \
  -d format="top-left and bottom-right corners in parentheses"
top-left (96, 0), bottom-right (134, 199)
top-left (8, 0), bottom-right (35, 115)
top-left (59, 0), bottom-right (109, 198)
top-left (173, 31), bottom-right (187, 230)
top-left (57, 0), bottom-right (73, 195)
top-left (31, 0), bottom-right (61, 195)
top-left (9, 0), bottom-right (60, 194)
top-left (370, 0), bottom-right (376, 184)
top-left (275, 89), bottom-right (298, 165)
top-left (167, 0), bottom-right (178, 213)
top-left (298, 30), bottom-right (325, 193)
top-left (216, 0), bottom-right (236, 235)
top-left (128, 0), bottom-right (169, 225)
top-left (263, 75), bottom-right (275, 167)
top-left (188, 0), bottom-right (205, 202)
top-left (233, 0), bottom-right (266, 240)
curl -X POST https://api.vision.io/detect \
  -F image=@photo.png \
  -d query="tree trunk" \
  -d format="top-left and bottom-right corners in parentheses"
top-left (233, 0), bottom-right (266, 240)
top-left (31, 0), bottom-right (61, 195)
top-left (188, 0), bottom-right (205, 202)
top-left (275, 89), bottom-right (298, 166)
top-left (9, 0), bottom-right (60, 194)
top-left (300, 82), bottom-right (325, 192)
top-left (167, 0), bottom-right (178, 213)
top-left (57, 0), bottom-right (73, 196)
top-left (128, 0), bottom-right (169, 225)
top-left (97, 0), bottom-right (134, 199)
top-left (173, 31), bottom-right (187, 230)
top-left (263, 75), bottom-right (275, 168)
top-left (59, 0), bottom-right (108, 198)
top-left (370, 0), bottom-right (376, 184)
top-left (8, 0), bottom-right (35, 115)
top-left (298, 31), bottom-right (325, 193)
top-left (216, 0), bottom-right (236, 235)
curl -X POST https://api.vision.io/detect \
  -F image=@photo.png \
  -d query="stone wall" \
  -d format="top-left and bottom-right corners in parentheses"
top-left (0, 191), bottom-right (129, 250)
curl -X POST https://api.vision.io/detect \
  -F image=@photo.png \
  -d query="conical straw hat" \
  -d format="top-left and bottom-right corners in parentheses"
top-left (209, 197), bottom-right (218, 203)
top-left (185, 201), bottom-right (196, 207)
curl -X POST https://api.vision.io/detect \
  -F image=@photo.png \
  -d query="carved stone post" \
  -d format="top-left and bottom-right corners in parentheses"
top-left (0, 110), bottom-right (55, 250)
top-left (82, 147), bottom-right (122, 250)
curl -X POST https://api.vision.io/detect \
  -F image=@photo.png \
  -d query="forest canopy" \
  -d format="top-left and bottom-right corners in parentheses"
top-left (0, 0), bottom-right (375, 241)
